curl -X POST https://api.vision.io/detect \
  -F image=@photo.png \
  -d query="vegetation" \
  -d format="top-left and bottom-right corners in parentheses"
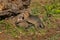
top-left (0, 0), bottom-right (60, 40)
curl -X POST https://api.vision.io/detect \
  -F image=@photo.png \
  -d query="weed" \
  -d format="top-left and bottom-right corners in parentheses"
top-left (30, 2), bottom-right (41, 16)
top-left (48, 33), bottom-right (60, 40)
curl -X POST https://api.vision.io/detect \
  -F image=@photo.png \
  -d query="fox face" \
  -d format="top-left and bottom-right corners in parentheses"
top-left (15, 13), bottom-right (24, 24)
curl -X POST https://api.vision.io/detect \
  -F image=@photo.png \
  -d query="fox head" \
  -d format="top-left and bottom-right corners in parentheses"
top-left (15, 13), bottom-right (24, 24)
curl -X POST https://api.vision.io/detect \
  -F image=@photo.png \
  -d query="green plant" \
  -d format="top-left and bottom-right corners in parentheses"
top-left (48, 33), bottom-right (60, 40)
top-left (31, 2), bottom-right (41, 16)
top-left (43, 2), bottom-right (60, 17)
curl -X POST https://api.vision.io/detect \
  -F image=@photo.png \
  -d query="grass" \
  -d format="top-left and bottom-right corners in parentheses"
top-left (48, 33), bottom-right (60, 40)
top-left (0, 0), bottom-right (60, 40)
top-left (0, 20), bottom-right (19, 37)
top-left (30, 0), bottom-right (60, 36)
top-left (30, 2), bottom-right (42, 16)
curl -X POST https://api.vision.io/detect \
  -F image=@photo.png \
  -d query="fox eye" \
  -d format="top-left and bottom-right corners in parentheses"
top-left (22, 17), bottom-right (24, 19)
top-left (39, 25), bottom-right (42, 28)
top-left (19, 16), bottom-right (24, 20)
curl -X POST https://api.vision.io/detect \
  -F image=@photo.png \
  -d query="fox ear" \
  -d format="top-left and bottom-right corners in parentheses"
top-left (23, 11), bottom-right (30, 19)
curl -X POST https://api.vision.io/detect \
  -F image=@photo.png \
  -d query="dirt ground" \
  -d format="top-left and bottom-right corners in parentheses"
top-left (0, 0), bottom-right (60, 40)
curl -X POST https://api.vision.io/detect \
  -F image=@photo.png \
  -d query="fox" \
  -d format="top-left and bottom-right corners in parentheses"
top-left (15, 10), bottom-right (45, 30)
top-left (15, 13), bottom-right (33, 29)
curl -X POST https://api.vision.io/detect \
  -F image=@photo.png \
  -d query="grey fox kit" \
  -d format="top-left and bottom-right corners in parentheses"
top-left (15, 11), bottom-right (45, 30)
top-left (15, 13), bottom-right (33, 29)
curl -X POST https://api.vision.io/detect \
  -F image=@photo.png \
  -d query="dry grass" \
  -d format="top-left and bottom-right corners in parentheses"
top-left (0, 0), bottom-right (60, 40)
